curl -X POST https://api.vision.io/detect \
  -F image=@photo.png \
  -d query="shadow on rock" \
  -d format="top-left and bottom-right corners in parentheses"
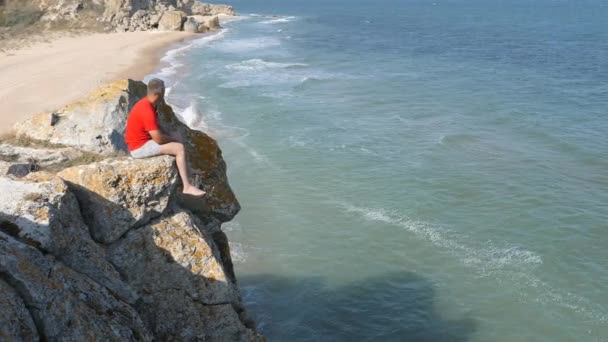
top-left (0, 175), bottom-right (261, 340)
top-left (239, 273), bottom-right (476, 342)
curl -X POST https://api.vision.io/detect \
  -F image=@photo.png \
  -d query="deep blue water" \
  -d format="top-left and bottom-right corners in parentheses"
top-left (152, 1), bottom-right (608, 340)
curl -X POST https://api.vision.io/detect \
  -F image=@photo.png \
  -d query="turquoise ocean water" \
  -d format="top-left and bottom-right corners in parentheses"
top-left (150, 1), bottom-right (608, 340)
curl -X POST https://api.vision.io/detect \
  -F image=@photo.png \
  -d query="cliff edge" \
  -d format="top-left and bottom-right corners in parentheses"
top-left (1, 0), bottom-right (235, 36)
top-left (0, 80), bottom-right (263, 341)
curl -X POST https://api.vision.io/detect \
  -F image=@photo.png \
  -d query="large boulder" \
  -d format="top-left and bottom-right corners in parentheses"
top-left (0, 232), bottom-right (152, 340)
top-left (156, 100), bottom-right (241, 222)
top-left (13, 80), bottom-right (145, 154)
top-left (58, 155), bottom-right (178, 244)
top-left (183, 15), bottom-right (203, 33)
top-left (184, 14), bottom-right (219, 33)
top-left (0, 176), bottom-right (136, 303)
top-left (158, 10), bottom-right (186, 31)
top-left (107, 209), bottom-right (259, 340)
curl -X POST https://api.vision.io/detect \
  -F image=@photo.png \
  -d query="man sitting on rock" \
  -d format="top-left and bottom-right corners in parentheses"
top-left (125, 78), bottom-right (206, 197)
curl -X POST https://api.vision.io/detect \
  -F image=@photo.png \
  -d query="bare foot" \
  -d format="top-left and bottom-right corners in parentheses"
top-left (183, 185), bottom-right (206, 197)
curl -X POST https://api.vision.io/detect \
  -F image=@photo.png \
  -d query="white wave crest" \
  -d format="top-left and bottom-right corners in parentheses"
top-left (212, 36), bottom-right (281, 53)
top-left (226, 59), bottom-right (308, 71)
top-left (340, 203), bottom-right (543, 270)
top-left (178, 102), bottom-right (208, 131)
top-left (336, 204), bottom-right (608, 324)
top-left (260, 16), bottom-right (296, 24)
top-left (229, 242), bottom-right (247, 264)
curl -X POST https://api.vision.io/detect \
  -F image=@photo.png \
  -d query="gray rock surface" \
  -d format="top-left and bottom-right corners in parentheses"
top-left (0, 143), bottom-right (85, 178)
top-left (0, 279), bottom-right (39, 341)
top-left (13, 79), bottom-right (144, 154)
top-left (108, 209), bottom-right (255, 340)
top-left (0, 78), bottom-right (262, 340)
top-left (0, 177), bottom-right (136, 303)
top-left (0, 232), bottom-right (152, 340)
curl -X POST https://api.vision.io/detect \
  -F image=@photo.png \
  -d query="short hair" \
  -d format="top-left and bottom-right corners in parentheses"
top-left (147, 78), bottom-right (165, 96)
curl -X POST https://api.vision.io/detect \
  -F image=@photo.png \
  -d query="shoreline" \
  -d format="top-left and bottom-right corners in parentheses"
top-left (0, 30), bottom-right (197, 134)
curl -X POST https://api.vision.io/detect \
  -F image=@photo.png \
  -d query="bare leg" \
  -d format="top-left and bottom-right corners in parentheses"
top-left (159, 142), bottom-right (206, 196)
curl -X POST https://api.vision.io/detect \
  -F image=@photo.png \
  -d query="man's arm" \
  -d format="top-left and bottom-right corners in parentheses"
top-left (149, 130), bottom-right (174, 145)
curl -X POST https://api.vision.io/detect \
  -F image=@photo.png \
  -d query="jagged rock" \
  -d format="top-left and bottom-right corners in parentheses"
top-left (108, 209), bottom-right (258, 340)
top-left (0, 144), bottom-right (82, 167)
top-left (0, 143), bottom-right (85, 178)
top-left (156, 100), bottom-right (241, 222)
top-left (5, 163), bottom-right (39, 178)
top-left (0, 177), bottom-right (136, 303)
top-left (39, 0), bottom-right (84, 21)
top-left (58, 155), bottom-right (178, 244)
top-left (191, 2), bottom-right (235, 16)
top-left (158, 10), bottom-right (186, 31)
top-left (13, 80), bottom-right (144, 154)
top-left (0, 232), bottom-right (152, 340)
top-left (184, 14), bottom-right (219, 33)
top-left (11, 78), bottom-right (240, 223)
top-left (0, 279), bottom-right (39, 341)
top-left (183, 15), bottom-right (203, 33)
top-left (9, 0), bottom-right (234, 32)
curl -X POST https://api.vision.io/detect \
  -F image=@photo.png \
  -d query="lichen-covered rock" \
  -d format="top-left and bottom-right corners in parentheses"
top-left (158, 10), bottom-right (186, 31)
top-left (109, 210), bottom-right (237, 303)
top-left (156, 100), bottom-right (241, 222)
top-left (108, 209), bottom-right (259, 340)
top-left (0, 232), bottom-right (152, 340)
top-left (0, 176), bottom-right (136, 303)
top-left (58, 155), bottom-right (178, 244)
top-left (10, 77), bottom-right (240, 224)
top-left (13, 79), bottom-right (145, 154)
top-left (0, 279), bottom-right (39, 341)
top-left (0, 76), bottom-right (260, 340)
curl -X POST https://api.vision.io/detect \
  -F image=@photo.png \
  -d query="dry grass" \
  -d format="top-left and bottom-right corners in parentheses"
top-left (0, 1), bottom-right (43, 29)
top-left (0, 152), bottom-right (19, 162)
top-left (0, 0), bottom-right (107, 53)
top-left (41, 150), bottom-right (127, 173)
top-left (0, 133), bottom-right (67, 149)
top-left (0, 132), bottom-right (127, 172)
top-left (23, 192), bottom-right (44, 202)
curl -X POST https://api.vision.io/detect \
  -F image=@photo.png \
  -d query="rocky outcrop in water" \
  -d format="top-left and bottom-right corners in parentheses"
top-left (0, 80), bottom-right (261, 340)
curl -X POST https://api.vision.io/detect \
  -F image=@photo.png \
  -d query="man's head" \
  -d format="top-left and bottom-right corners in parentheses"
top-left (146, 78), bottom-right (165, 104)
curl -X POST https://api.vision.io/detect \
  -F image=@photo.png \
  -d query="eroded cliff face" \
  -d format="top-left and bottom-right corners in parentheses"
top-left (1, 0), bottom-right (235, 32)
top-left (0, 80), bottom-right (262, 341)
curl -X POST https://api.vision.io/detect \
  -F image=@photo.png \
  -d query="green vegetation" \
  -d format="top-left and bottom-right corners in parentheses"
top-left (0, 1), bottom-right (43, 28)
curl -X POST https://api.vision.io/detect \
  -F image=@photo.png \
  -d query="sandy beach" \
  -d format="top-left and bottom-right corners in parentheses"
top-left (0, 31), bottom-right (194, 133)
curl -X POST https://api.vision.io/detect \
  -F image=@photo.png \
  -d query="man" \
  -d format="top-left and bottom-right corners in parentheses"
top-left (125, 78), bottom-right (206, 197)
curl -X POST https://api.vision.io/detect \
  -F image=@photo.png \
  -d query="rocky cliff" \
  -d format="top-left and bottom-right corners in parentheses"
top-left (0, 0), bottom-right (235, 32)
top-left (0, 80), bottom-right (263, 341)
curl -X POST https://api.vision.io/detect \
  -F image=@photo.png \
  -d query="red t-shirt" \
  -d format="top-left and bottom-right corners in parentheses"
top-left (125, 98), bottom-right (160, 151)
